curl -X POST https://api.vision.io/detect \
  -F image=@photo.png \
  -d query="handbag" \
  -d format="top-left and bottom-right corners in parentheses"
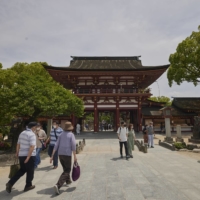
top-left (8, 158), bottom-right (20, 179)
top-left (40, 140), bottom-right (47, 151)
top-left (37, 133), bottom-right (47, 151)
top-left (72, 161), bottom-right (80, 181)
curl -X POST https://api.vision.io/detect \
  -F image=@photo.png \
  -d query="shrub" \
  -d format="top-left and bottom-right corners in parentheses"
top-left (0, 141), bottom-right (11, 150)
top-left (173, 142), bottom-right (186, 149)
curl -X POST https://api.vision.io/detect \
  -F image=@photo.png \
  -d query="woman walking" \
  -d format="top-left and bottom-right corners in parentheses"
top-left (127, 123), bottom-right (136, 158)
top-left (50, 121), bottom-right (77, 195)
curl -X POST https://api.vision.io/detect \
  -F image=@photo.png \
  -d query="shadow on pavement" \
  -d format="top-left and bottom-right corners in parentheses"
top-left (37, 186), bottom-right (76, 198)
top-left (0, 188), bottom-right (24, 199)
top-left (110, 157), bottom-right (123, 161)
top-left (36, 166), bottom-right (52, 172)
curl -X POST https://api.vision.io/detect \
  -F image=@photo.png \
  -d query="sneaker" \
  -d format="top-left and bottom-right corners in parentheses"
top-left (129, 155), bottom-right (133, 158)
top-left (6, 183), bottom-right (12, 193)
top-left (126, 156), bottom-right (129, 160)
top-left (54, 185), bottom-right (60, 195)
top-left (121, 155), bottom-right (123, 158)
top-left (24, 185), bottom-right (35, 192)
top-left (151, 146), bottom-right (154, 148)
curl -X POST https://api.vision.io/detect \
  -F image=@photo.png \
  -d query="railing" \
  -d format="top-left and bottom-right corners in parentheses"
top-left (74, 88), bottom-right (150, 94)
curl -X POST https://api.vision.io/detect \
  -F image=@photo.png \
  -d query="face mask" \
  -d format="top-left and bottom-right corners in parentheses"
top-left (36, 128), bottom-right (40, 131)
top-left (53, 125), bottom-right (57, 129)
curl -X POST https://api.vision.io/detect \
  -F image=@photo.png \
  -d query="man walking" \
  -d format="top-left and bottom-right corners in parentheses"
top-left (46, 121), bottom-right (63, 169)
top-left (6, 122), bottom-right (37, 193)
top-left (34, 123), bottom-right (47, 169)
top-left (147, 122), bottom-right (154, 148)
top-left (117, 122), bottom-right (129, 160)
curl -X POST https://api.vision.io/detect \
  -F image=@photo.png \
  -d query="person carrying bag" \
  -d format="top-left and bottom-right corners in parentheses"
top-left (50, 121), bottom-right (77, 195)
top-left (8, 158), bottom-right (20, 179)
top-left (46, 121), bottom-right (63, 169)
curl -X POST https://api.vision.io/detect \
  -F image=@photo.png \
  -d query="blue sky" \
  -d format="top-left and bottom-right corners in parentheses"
top-left (0, 0), bottom-right (200, 97)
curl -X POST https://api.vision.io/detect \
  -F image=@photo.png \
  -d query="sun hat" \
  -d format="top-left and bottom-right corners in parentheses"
top-left (64, 121), bottom-right (74, 131)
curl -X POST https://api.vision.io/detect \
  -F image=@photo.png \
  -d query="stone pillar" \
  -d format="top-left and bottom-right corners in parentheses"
top-left (164, 118), bottom-right (173, 143)
top-left (176, 125), bottom-right (184, 142)
top-left (47, 119), bottom-right (52, 137)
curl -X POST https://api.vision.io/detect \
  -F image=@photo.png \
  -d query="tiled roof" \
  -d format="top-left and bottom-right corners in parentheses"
top-left (69, 56), bottom-right (142, 69)
top-left (142, 106), bottom-right (196, 116)
top-left (172, 97), bottom-right (200, 113)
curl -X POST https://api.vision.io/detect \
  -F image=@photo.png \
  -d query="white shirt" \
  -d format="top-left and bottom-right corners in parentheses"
top-left (76, 124), bottom-right (81, 133)
top-left (117, 127), bottom-right (128, 142)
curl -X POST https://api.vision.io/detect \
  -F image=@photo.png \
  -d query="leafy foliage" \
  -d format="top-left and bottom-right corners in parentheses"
top-left (0, 62), bottom-right (84, 136)
top-left (0, 141), bottom-right (11, 150)
top-left (168, 25), bottom-right (200, 86)
top-left (148, 96), bottom-right (172, 106)
top-left (173, 142), bottom-right (186, 149)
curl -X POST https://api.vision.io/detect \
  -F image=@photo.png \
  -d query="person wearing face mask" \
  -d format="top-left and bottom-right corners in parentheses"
top-left (127, 123), bottom-right (136, 158)
top-left (117, 122), bottom-right (129, 160)
top-left (46, 121), bottom-right (63, 169)
top-left (34, 123), bottom-right (47, 169)
top-left (6, 122), bottom-right (37, 193)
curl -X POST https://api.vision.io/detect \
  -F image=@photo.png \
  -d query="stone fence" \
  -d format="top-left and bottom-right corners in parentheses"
top-left (76, 138), bottom-right (86, 154)
top-left (135, 140), bottom-right (148, 153)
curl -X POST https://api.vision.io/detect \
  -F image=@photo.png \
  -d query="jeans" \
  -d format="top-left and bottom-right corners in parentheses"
top-left (8, 156), bottom-right (35, 188)
top-left (56, 155), bottom-right (72, 188)
top-left (119, 141), bottom-right (128, 157)
top-left (35, 148), bottom-right (42, 168)
top-left (48, 145), bottom-right (58, 167)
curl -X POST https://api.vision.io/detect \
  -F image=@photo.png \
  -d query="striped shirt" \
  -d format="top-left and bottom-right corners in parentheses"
top-left (17, 129), bottom-right (36, 156)
top-left (50, 127), bottom-right (63, 146)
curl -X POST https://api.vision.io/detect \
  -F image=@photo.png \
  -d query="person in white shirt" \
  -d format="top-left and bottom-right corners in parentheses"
top-left (117, 122), bottom-right (129, 160)
top-left (76, 123), bottom-right (81, 135)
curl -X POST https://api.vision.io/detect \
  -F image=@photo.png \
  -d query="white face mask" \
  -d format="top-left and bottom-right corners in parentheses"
top-left (53, 125), bottom-right (57, 129)
top-left (36, 127), bottom-right (40, 131)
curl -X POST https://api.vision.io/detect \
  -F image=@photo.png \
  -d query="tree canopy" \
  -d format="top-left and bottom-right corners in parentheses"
top-left (167, 25), bottom-right (200, 86)
top-left (148, 96), bottom-right (172, 106)
top-left (0, 62), bottom-right (84, 126)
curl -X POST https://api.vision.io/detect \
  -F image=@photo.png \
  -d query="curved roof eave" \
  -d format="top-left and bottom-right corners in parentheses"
top-left (44, 64), bottom-right (169, 71)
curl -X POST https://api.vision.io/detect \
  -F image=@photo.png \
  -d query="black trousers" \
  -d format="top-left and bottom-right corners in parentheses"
top-left (8, 156), bottom-right (35, 188)
top-left (57, 155), bottom-right (72, 189)
top-left (119, 141), bottom-right (128, 157)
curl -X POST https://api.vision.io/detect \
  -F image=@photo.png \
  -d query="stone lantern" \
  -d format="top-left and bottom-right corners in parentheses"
top-left (160, 107), bottom-right (173, 143)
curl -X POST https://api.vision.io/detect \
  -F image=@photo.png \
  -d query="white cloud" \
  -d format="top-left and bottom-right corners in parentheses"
top-left (0, 0), bottom-right (200, 96)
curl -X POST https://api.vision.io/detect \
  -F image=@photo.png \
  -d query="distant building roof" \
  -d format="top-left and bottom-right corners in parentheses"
top-left (172, 97), bottom-right (200, 113)
top-left (142, 106), bottom-right (196, 117)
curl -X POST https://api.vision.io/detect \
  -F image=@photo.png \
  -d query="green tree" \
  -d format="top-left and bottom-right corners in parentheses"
top-left (148, 96), bottom-right (172, 106)
top-left (0, 62), bottom-right (84, 150)
top-left (168, 25), bottom-right (200, 86)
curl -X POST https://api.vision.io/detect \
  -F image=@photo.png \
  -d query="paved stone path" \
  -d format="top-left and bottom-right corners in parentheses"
top-left (1, 132), bottom-right (200, 200)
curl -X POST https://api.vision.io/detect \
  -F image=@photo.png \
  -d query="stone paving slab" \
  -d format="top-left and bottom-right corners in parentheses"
top-left (0, 132), bottom-right (200, 199)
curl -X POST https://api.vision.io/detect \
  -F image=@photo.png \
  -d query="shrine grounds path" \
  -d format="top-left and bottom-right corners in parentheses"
top-left (1, 132), bottom-right (200, 200)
